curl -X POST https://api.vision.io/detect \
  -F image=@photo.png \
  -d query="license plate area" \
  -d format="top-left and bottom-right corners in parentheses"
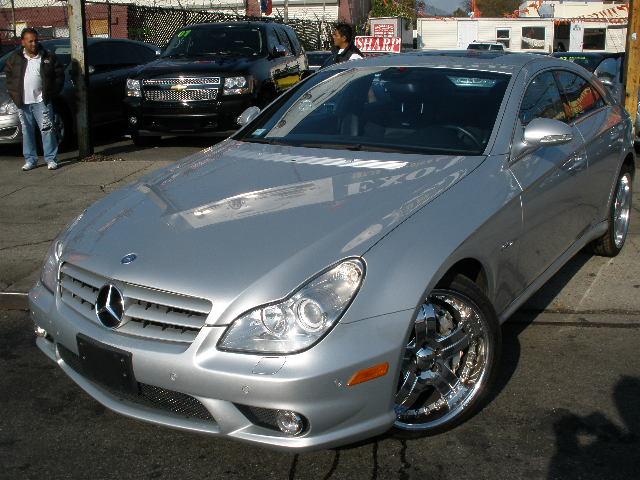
top-left (77, 334), bottom-right (137, 394)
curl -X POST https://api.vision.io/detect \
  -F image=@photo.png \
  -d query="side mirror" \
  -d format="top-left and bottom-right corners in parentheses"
top-left (88, 65), bottom-right (96, 75)
top-left (272, 45), bottom-right (287, 58)
top-left (596, 73), bottom-right (615, 88)
top-left (237, 106), bottom-right (261, 126)
top-left (512, 118), bottom-right (573, 160)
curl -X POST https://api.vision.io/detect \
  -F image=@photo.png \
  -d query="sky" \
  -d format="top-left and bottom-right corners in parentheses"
top-left (425, 0), bottom-right (466, 14)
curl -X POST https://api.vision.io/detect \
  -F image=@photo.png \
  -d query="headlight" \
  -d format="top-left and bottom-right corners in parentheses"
top-left (41, 239), bottom-right (64, 293)
top-left (0, 100), bottom-right (18, 115)
top-left (126, 78), bottom-right (141, 97)
top-left (40, 211), bottom-right (85, 293)
top-left (223, 76), bottom-right (251, 95)
top-left (218, 258), bottom-right (365, 354)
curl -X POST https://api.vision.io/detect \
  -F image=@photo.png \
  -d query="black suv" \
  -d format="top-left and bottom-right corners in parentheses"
top-left (124, 22), bottom-right (307, 145)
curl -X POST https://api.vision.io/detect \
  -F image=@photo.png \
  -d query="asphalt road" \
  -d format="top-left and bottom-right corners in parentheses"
top-left (1, 137), bottom-right (639, 479)
top-left (1, 310), bottom-right (639, 480)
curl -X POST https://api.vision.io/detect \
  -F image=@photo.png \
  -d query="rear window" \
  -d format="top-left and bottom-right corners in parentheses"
top-left (239, 67), bottom-right (510, 156)
top-left (307, 52), bottom-right (331, 65)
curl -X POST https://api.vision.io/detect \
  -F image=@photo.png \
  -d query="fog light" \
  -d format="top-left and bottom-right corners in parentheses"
top-left (276, 410), bottom-right (304, 436)
top-left (34, 325), bottom-right (48, 338)
top-left (129, 116), bottom-right (138, 125)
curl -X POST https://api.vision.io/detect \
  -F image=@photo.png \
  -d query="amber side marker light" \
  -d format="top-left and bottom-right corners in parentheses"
top-left (347, 362), bottom-right (389, 386)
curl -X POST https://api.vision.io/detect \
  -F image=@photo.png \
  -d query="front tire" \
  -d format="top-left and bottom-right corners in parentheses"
top-left (590, 165), bottom-right (633, 257)
top-left (392, 274), bottom-right (501, 437)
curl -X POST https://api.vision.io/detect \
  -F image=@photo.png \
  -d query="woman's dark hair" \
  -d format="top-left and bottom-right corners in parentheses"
top-left (334, 23), bottom-right (354, 44)
top-left (20, 27), bottom-right (38, 39)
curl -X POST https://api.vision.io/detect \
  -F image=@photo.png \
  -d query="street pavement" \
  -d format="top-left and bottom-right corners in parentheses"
top-left (0, 138), bottom-right (639, 479)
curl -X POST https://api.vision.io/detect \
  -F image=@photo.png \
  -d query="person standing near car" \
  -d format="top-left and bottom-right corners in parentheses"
top-left (321, 23), bottom-right (363, 69)
top-left (5, 27), bottom-right (64, 171)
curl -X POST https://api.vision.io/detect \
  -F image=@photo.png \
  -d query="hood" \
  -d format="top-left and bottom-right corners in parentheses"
top-left (63, 140), bottom-right (484, 325)
top-left (134, 56), bottom-right (261, 78)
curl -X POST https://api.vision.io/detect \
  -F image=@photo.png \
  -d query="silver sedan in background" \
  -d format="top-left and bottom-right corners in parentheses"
top-left (30, 52), bottom-right (634, 450)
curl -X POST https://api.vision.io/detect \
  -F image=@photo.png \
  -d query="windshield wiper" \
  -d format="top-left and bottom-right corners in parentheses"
top-left (295, 142), bottom-right (364, 151)
top-left (241, 137), bottom-right (288, 146)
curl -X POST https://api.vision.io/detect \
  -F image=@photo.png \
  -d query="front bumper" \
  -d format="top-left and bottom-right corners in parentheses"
top-left (30, 281), bottom-right (408, 451)
top-left (124, 96), bottom-right (253, 137)
top-left (0, 113), bottom-right (21, 144)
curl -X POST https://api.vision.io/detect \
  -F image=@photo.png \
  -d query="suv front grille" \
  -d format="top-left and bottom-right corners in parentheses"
top-left (57, 343), bottom-right (215, 422)
top-left (144, 89), bottom-right (218, 102)
top-left (59, 263), bottom-right (212, 344)
top-left (143, 77), bottom-right (221, 86)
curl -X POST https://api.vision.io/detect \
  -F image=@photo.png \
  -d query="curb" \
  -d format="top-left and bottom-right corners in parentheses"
top-left (0, 293), bottom-right (29, 311)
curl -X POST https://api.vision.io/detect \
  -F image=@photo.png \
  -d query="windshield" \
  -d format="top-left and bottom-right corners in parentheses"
top-left (553, 54), bottom-right (602, 72)
top-left (468, 44), bottom-right (489, 50)
top-left (163, 26), bottom-right (264, 58)
top-left (237, 67), bottom-right (510, 156)
top-left (0, 41), bottom-right (71, 72)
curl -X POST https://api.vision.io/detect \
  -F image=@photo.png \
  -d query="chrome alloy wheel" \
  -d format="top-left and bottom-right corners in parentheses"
top-left (613, 173), bottom-right (632, 249)
top-left (394, 292), bottom-right (490, 430)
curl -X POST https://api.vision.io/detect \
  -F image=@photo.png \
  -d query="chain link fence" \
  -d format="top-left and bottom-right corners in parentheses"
top-left (0, 1), bottom-right (334, 54)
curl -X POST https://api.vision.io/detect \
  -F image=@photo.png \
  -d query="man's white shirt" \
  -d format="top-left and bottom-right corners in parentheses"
top-left (23, 50), bottom-right (43, 104)
top-left (338, 48), bottom-right (363, 61)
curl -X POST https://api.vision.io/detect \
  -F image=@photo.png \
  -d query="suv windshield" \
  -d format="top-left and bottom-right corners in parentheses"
top-left (238, 67), bottom-right (510, 155)
top-left (163, 26), bottom-right (264, 58)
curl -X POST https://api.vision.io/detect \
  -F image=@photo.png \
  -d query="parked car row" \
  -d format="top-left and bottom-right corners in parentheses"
top-left (0, 21), bottom-right (310, 148)
top-left (0, 38), bottom-right (160, 146)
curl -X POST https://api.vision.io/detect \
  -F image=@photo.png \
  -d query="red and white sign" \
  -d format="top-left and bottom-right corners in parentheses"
top-left (372, 23), bottom-right (396, 38)
top-left (355, 36), bottom-right (402, 54)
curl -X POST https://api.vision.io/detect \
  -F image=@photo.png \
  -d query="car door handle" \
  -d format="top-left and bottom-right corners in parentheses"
top-left (563, 154), bottom-right (586, 174)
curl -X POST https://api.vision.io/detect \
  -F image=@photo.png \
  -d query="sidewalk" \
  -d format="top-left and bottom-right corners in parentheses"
top-left (0, 142), bottom-right (639, 322)
top-left (0, 138), bottom-right (209, 295)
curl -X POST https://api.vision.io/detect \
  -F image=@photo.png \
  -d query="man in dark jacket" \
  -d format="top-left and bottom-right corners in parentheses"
top-left (5, 27), bottom-right (65, 171)
top-left (321, 23), bottom-right (363, 69)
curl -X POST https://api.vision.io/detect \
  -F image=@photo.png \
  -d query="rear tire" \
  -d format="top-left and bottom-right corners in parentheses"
top-left (590, 165), bottom-right (633, 257)
top-left (392, 274), bottom-right (501, 438)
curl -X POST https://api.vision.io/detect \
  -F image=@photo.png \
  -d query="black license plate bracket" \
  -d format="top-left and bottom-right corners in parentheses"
top-left (77, 334), bottom-right (137, 394)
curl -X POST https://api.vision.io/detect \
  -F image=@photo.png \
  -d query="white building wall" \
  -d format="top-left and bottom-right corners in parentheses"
top-left (417, 18), bottom-right (553, 52)
top-left (417, 20), bottom-right (457, 50)
top-left (518, 1), bottom-right (626, 18)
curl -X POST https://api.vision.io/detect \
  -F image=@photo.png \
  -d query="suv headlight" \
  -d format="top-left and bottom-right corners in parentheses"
top-left (126, 78), bottom-right (141, 97)
top-left (0, 100), bottom-right (18, 115)
top-left (218, 258), bottom-right (365, 354)
top-left (223, 76), bottom-right (251, 95)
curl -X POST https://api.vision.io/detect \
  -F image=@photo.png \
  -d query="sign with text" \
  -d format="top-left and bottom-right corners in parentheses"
top-left (372, 23), bottom-right (396, 38)
top-left (355, 36), bottom-right (402, 54)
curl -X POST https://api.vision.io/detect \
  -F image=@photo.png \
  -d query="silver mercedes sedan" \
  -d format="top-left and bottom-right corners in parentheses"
top-left (30, 52), bottom-right (635, 451)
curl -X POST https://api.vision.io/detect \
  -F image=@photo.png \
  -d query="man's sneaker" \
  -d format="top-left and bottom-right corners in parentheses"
top-left (47, 162), bottom-right (58, 170)
top-left (22, 162), bottom-right (36, 171)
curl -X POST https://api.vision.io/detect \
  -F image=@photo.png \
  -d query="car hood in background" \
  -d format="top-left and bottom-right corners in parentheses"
top-left (133, 56), bottom-right (263, 77)
top-left (63, 140), bottom-right (485, 325)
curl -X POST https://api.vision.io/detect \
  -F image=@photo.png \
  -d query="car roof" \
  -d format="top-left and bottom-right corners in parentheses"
top-left (40, 37), bottom-right (157, 49)
top-left (323, 51), bottom-right (570, 74)
top-left (551, 51), bottom-right (622, 58)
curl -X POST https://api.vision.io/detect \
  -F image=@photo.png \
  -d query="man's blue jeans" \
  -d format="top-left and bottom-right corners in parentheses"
top-left (17, 102), bottom-right (58, 166)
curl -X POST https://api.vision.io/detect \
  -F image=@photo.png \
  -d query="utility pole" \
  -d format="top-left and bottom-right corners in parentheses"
top-left (284, 0), bottom-right (289, 22)
top-left (10, 0), bottom-right (16, 38)
top-left (67, 0), bottom-right (93, 157)
top-left (624, 0), bottom-right (640, 122)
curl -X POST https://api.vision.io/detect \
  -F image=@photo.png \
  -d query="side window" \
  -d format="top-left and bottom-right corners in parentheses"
top-left (284, 28), bottom-right (301, 55)
top-left (275, 28), bottom-right (292, 55)
top-left (555, 71), bottom-right (605, 121)
top-left (519, 72), bottom-right (567, 125)
top-left (267, 28), bottom-right (280, 52)
top-left (87, 43), bottom-right (114, 72)
top-left (132, 45), bottom-right (157, 64)
top-left (594, 57), bottom-right (620, 82)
